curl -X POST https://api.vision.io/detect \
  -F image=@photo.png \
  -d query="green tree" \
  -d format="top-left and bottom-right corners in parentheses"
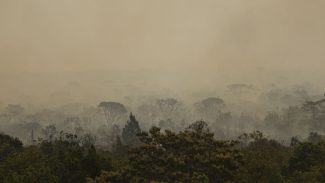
top-left (94, 121), bottom-right (243, 183)
top-left (98, 102), bottom-right (127, 126)
top-left (285, 142), bottom-right (325, 183)
top-left (122, 113), bottom-right (141, 146)
top-left (238, 131), bottom-right (290, 183)
top-left (0, 134), bottom-right (23, 162)
top-left (0, 132), bottom-right (112, 183)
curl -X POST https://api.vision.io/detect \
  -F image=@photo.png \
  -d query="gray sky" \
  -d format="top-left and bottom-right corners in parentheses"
top-left (0, 0), bottom-right (324, 74)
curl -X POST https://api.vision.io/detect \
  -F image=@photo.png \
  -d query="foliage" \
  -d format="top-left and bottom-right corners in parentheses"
top-left (98, 102), bottom-right (127, 126)
top-left (285, 141), bottom-right (325, 183)
top-left (121, 113), bottom-right (141, 146)
top-left (1, 120), bottom-right (325, 183)
top-left (0, 133), bottom-right (111, 183)
top-left (238, 131), bottom-right (290, 183)
top-left (94, 121), bottom-right (243, 183)
top-left (194, 97), bottom-right (225, 121)
top-left (0, 133), bottom-right (23, 162)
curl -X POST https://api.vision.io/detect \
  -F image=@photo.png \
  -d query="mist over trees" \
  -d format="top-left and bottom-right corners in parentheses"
top-left (1, 81), bottom-right (325, 146)
top-left (1, 0), bottom-right (325, 181)
top-left (1, 79), bottom-right (325, 182)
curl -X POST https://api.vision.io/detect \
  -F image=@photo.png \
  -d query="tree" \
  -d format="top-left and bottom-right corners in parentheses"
top-left (110, 124), bottom-right (121, 144)
top-left (98, 121), bottom-right (243, 183)
top-left (82, 145), bottom-right (103, 179)
top-left (80, 133), bottom-right (97, 148)
top-left (302, 101), bottom-right (318, 120)
top-left (156, 98), bottom-right (181, 119)
top-left (238, 131), bottom-right (290, 183)
top-left (302, 99), bottom-right (325, 131)
top-left (0, 147), bottom-right (59, 183)
top-left (121, 113), bottom-right (141, 146)
top-left (194, 97), bottom-right (225, 120)
top-left (98, 102), bottom-right (127, 126)
top-left (112, 136), bottom-right (124, 154)
top-left (282, 106), bottom-right (302, 123)
top-left (2, 130), bottom-right (112, 182)
top-left (307, 132), bottom-right (325, 144)
top-left (286, 142), bottom-right (325, 183)
top-left (42, 125), bottom-right (58, 141)
top-left (0, 133), bottom-right (23, 162)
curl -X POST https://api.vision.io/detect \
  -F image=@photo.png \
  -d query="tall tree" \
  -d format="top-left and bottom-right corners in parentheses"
top-left (122, 113), bottom-right (141, 146)
top-left (98, 102), bottom-right (127, 126)
top-left (194, 97), bottom-right (225, 120)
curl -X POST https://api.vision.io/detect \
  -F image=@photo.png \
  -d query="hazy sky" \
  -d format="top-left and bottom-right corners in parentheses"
top-left (0, 0), bottom-right (324, 73)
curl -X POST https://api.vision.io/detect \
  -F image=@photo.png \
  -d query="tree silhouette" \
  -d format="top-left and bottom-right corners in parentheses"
top-left (98, 102), bottom-right (127, 126)
top-left (156, 98), bottom-right (181, 119)
top-left (122, 113), bottom-right (141, 146)
top-left (194, 97), bottom-right (225, 120)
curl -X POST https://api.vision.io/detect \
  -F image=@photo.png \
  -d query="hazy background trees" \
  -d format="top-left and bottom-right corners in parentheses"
top-left (1, 80), bottom-right (325, 148)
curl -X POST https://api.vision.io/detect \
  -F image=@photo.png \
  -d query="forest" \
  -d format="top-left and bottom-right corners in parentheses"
top-left (1, 0), bottom-right (325, 182)
top-left (1, 88), bottom-right (325, 183)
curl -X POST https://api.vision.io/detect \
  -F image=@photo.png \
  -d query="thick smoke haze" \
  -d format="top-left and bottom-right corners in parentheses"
top-left (0, 1), bottom-right (325, 143)
top-left (1, 0), bottom-right (325, 105)
top-left (1, 0), bottom-right (325, 98)
top-left (1, 0), bottom-right (325, 72)
top-left (1, 2), bottom-right (325, 182)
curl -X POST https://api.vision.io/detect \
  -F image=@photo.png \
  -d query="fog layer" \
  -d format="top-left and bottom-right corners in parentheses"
top-left (1, 1), bottom-right (325, 144)
top-left (1, 0), bottom-right (324, 73)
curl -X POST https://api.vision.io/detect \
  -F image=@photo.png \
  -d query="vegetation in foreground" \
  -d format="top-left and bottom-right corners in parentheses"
top-left (1, 117), bottom-right (325, 183)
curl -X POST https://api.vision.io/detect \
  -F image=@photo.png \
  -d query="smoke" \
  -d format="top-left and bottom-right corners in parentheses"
top-left (0, 0), bottom-right (324, 131)
top-left (0, 0), bottom-right (324, 72)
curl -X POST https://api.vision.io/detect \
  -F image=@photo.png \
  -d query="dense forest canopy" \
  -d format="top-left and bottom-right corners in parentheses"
top-left (1, 119), bottom-right (325, 183)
